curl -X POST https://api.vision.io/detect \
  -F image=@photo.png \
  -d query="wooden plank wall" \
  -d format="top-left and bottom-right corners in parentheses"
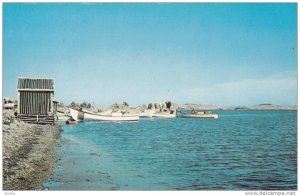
top-left (17, 114), bottom-right (55, 124)
top-left (19, 91), bottom-right (52, 115)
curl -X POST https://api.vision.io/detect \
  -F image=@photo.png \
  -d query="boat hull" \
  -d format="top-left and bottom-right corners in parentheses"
top-left (153, 109), bottom-right (177, 118)
top-left (66, 119), bottom-right (77, 124)
top-left (139, 110), bottom-right (155, 118)
top-left (152, 113), bottom-right (176, 118)
top-left (69, 108), bottom-right (139, 121)
top-left (58, 116), bottom-right (70, 121)
top-left (178, 113), bottom-right (218, 119)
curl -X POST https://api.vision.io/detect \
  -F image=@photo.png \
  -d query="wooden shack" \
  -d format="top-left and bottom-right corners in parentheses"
top-left (17, 77), bottom-right (56, 124)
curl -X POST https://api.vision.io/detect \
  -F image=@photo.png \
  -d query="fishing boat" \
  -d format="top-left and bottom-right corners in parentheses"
top-left (139, 109), bottom-right (155, 118)
top-left (66, 118), bottom-right (77, 124)
top-left (153, 109), bottom-right (177, 118)
top-left (69, 108), bottom-right (139, 121)
top-left (57, 111), bottom-right (70, 121)
top-left (178, 110), bottom-right (218, 119)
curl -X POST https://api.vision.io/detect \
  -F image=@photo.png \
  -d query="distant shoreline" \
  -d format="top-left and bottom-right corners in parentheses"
top-left (179, 109), bottom-right (297, 111)
top-left (173, 103), bottom-right (297, 111)
top-left (56, 104), bottom-right (297, 115)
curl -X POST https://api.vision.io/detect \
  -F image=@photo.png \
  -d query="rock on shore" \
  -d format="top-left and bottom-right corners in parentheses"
top-left (3, 109), bottom-right (62, 190)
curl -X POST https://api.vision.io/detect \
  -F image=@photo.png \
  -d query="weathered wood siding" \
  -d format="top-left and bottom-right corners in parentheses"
top-left (17, 78), bottom-right (55, 116)
top-left (17, 78), bottom-right (54, 90)
top-left (19, 91), bottom-right (51, 115)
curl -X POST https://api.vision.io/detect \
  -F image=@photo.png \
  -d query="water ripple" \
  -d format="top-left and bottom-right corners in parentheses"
top-left (44, 110), bottom-right (297, 190)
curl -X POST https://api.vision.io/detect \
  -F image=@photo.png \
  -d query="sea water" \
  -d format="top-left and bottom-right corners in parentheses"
top-left (42, 110), bottom-right (297, 190)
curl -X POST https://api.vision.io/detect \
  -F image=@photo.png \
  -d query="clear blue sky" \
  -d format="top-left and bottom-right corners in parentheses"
top-left (3, 3), bottom-right (297, 106)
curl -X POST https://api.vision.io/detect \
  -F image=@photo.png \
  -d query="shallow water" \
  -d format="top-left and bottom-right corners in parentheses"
top-left (42, 110), bottom-right (297, 190)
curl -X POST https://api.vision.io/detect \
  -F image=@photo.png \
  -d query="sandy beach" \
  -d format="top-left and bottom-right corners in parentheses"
top-left (3, 109), bottom-right (62, 190)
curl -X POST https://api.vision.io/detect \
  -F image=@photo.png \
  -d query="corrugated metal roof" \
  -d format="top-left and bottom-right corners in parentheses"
top-left (17, 78), bottom-right (54, 90)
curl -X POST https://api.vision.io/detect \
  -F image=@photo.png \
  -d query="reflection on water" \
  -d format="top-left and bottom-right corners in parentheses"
top-left (43, 110), bottom-right (297, 190)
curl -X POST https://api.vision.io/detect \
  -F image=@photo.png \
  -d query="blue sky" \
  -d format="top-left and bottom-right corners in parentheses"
top-left (3, 3), bottom-right (297, 106)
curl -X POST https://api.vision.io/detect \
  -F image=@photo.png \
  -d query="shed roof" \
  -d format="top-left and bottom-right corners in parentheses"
top-left (17, 78), bottom-right (54, 90)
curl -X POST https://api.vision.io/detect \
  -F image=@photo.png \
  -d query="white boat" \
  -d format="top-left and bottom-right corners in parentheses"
top-left (178, 110), bottom-right (218, 119)
top-left (57, 111), bottom-right (70, 121)
top-left (58, 116), bottom-right (70, 121)
top-left (153, 110), bottom-right (177, 118)
top-left (69, 108), bottom-right (139, 121)
top-left (139, 109), bottom-right (155, 118)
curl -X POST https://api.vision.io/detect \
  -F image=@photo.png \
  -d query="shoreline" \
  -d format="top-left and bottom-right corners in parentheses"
top-left (3, 110), bottom-right (62, 190)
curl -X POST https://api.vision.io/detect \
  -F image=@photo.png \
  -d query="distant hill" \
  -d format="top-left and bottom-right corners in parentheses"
top-left (61, 103), bottom-right (297, 111)
top-left (248, 104), bottom-right (297, 110)
top-left (173, 103), bottom-right (297, 110)
top-left (176, 103), bottom-right (230, 110)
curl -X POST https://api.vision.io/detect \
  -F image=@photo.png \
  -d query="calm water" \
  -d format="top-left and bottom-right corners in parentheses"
top-left (42, 110), bottom-right (297, 190)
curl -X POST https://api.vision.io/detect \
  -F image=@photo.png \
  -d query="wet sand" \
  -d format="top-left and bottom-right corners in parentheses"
top-left (3, 110), bottom-right (62, 190)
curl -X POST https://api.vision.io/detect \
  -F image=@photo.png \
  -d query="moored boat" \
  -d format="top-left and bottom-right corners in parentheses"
top-left (57, 111), bottom-right (70, 121)
top-left (153, 109), bottom-right (176, 118)
top-left (139, 109), bottom-right (155, 118)
top-left (58, 116), bottom-right (70, 121)
top-left (66, 118), bottom-right (77, 124)
top-left (69, 108), bottom-right (139, 121)
top-left (178, 110), bottom-right (218, 119)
